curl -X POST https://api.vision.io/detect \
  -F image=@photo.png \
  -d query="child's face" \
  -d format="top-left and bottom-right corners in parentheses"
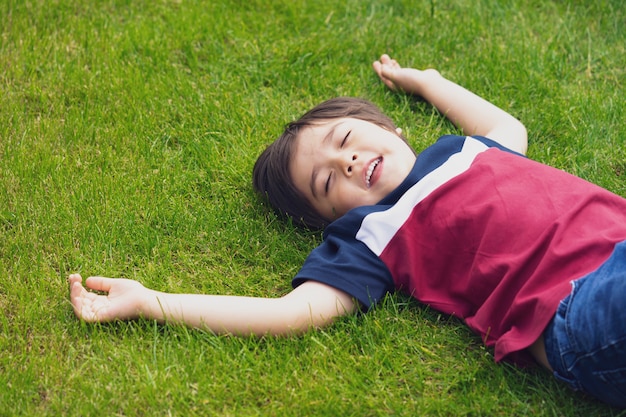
top-left (290, 118), bottom-right (416, 221)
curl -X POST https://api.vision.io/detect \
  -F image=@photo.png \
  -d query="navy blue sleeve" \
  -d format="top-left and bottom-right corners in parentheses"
top-left (292, 232), bottom-right (395, 310)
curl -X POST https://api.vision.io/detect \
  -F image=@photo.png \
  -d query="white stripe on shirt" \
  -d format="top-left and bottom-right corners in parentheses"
top-left (356, 137), bottom-right (489, 256)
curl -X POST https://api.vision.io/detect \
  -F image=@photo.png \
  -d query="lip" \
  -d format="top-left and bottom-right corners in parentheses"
top-left (363, 157), bottom-right (383, 188)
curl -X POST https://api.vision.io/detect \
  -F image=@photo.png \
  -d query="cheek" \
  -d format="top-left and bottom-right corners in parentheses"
top-left (330, 189), bottom-right (359, 216)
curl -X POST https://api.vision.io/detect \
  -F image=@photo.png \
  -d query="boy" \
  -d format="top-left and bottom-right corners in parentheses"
top-left (69, 55), bottom-right (626, 407)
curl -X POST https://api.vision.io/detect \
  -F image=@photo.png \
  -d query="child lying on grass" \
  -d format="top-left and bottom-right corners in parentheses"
top-left (69, 54), bottom-right (626, 408)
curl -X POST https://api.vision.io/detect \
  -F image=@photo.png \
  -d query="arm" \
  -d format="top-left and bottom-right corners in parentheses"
top-left (373, 54), bottom-right (528, 155)
top-left (68, 274), bottom-right (356, 336)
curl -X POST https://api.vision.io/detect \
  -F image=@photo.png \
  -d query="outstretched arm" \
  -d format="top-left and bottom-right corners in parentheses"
top-left (68, 274), bottom-right (356, 336)
top-left (373, 54), bottom-right (527, 155)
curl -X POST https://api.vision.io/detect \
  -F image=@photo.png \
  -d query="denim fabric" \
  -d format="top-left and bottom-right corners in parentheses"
top-left (544, 240), bottom-right (626, 408)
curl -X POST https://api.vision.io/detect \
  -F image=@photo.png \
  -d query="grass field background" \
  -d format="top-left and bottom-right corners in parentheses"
top-left (1, 0), bottom-right (625, 415)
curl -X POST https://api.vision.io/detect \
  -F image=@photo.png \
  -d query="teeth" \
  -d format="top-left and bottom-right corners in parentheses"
top-left (365, 158), bottom-right (381, 188)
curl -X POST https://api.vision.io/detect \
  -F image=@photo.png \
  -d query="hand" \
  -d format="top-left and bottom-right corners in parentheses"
top-left (372, 54), bottom-right (440, 96)
top-left (68, 273), bottom-right (148, 322)
top-left (373, 54), bottom-right (527, 153)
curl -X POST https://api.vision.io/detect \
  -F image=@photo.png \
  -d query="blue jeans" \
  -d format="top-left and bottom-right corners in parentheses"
top-left (544, 240), bottom-right (626, 408)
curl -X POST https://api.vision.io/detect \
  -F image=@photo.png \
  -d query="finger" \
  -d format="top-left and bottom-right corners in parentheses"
top-left (68, 273), bottom-right (82, 286)
top-left (379, 54), bottom-right (400, 70)
top-left (372, 60), bottom-right (383, 75)
top-left (373, 62), bottom-right (397, 91)
top-left (379, 54), bottom-right (399, 68)
top-left (379, 63), bottom-right (397, 80)
top-left (373, 54), bottom-right (392, 71)
top-left (84, 276), bottom-right (116, 293)
top-left (70, 280), bottom-right (94, 321)
top-left (372, 60), bottom-right (388, 79)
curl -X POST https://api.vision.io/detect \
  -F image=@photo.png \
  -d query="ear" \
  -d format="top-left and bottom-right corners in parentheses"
top-left (395, 127), bottom-right (403, 135)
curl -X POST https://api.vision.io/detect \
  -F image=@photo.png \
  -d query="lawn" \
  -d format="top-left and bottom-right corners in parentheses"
top-left (1, 0), bottom-right (625, 415)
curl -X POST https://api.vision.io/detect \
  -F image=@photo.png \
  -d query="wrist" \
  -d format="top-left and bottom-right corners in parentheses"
top-left (402, 68), bottom-right (442, 97)
top-left (137, 288), bottom-right (163, 320)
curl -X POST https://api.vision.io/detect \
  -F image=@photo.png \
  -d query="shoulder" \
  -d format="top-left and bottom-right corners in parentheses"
top-left (432, 135), bottom-right (524, 156)
top-left (294, 210), bottom-right (396, 309)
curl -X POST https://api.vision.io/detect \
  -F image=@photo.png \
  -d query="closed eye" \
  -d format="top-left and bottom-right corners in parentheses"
top-left (325, 173), bottom-right (332, 194)
top-left (340, 130), bottom-right (351, 148)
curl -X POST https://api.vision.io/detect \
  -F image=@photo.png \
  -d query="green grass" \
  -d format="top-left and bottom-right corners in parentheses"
top-left (1, 0), bottom-right (625, 415)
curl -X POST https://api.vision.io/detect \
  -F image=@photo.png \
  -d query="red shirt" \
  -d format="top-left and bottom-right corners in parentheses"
top-left (295, 136), bottom-right (626, 364)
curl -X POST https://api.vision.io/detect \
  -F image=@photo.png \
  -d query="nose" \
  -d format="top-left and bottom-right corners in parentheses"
top-left (343, 153), bottom-right (358, 176)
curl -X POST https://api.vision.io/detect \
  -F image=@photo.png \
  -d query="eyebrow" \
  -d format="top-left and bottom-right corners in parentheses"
top-left (309, 122), bottom-right (341, 199)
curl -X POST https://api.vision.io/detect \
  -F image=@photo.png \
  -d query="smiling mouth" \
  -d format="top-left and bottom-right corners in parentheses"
top-left (365, 157), bottom-right (382, 188)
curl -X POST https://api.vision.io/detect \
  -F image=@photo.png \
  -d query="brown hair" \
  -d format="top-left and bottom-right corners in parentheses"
top-left (252, 97), bottom-right (407, 229)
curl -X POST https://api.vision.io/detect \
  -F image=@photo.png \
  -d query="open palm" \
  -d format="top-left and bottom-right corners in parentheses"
top-left (69, 274), bottom-right (147, 322)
